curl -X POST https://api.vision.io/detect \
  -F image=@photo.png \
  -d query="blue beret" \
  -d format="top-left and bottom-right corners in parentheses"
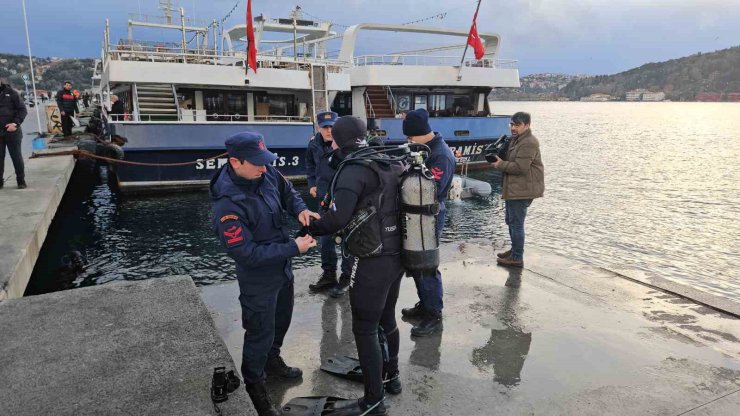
top-left (225, 131), bottom-right (277, 166)
top-left (317, 111), bottom-right (338, 128)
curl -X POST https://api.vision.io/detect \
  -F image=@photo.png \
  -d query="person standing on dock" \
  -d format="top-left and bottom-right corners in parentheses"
top-left (55, 81), bottom-right (79, 137)
top-left (210, 131), bottom-right (319, 416)
top-left (401, 109), bottom-right (455, 337)
top-left (305, 111), bottom-right (355, 297)
top-left (0, 78), bottom-right (28, 189)
top-left (491, 111), bottom-right (545, 268)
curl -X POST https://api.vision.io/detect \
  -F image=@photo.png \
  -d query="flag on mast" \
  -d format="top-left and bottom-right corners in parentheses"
top-left (467, 1), bottom-right (485, 60)
top-left (246, 0), bottom-right (257, 73)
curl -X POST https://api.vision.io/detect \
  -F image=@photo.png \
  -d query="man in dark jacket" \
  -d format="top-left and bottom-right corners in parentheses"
top-left (55, 81), bottom-right (79, 136)
top-left (305, 111), bottom-right (354, 296)
top-left (401, 109), bottom-right (456, 336)
top-left (0, 78), bottom-right (28, 189)
top-left (491, 111), bottom-right (545, 268)
top-left (210, 131), bottom-right (319, 416)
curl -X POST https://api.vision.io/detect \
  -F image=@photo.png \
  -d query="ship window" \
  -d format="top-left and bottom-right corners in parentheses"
top-left (429, 94), bottom-right (446, 111)
top-left (414, 95), bottom-right (427, 110)
top-left (225, 92), bottom-right (247, 115)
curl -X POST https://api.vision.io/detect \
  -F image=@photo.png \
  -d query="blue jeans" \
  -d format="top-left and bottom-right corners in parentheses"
top-left (320, 234), bottom-right (354, 276)
top-left (505, 199), bottom-right (532, 261)
top-left (412, 207), bottom-right (446, 315)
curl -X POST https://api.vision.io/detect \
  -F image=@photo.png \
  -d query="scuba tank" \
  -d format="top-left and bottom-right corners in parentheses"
top-left (326, 143), bottom-right (439, 272)
top-left (399, 151), bottom-right (440, 273)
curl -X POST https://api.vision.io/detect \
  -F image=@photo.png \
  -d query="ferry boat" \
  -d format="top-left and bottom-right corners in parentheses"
top-left (98, 4), bottom-right (520, 192)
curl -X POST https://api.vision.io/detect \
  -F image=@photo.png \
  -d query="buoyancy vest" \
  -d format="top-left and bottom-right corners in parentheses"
top-left (336, 157), bottom-right (404, 258)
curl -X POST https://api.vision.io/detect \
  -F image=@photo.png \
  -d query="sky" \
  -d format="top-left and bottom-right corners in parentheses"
top-left (1, 0), bottom-right (739, 76)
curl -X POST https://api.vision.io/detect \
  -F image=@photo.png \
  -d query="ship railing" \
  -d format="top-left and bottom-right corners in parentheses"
top-left (109, 113), bottom-right (311, 123)
top-left (107, 44), bottom-right (348, 72)
top-left (353, 54), bottom-right (518, 69)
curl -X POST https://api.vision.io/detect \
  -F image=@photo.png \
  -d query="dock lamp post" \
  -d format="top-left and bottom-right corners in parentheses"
top-left (21, 0), bottom-right (46, 146)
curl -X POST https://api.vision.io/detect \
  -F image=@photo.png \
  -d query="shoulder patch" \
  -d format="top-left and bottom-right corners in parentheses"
top-left (223, 224), bottom-right (245, 246)
top-left (220, 214), bottom-right (240, 223)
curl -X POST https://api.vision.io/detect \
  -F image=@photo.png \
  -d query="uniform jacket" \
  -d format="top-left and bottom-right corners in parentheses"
top-left (56, 89), bottom-right (79, 113)
top-left (210, 164), bottom-right (308, 283)
top-left (305, 132), bottom-right (335, 197)
top-left (496, 129), bottom-right (545, 200)
top-left (425, 133), bottom-right (456, 208)
top-left (0, 84), bottom-right (27, 129)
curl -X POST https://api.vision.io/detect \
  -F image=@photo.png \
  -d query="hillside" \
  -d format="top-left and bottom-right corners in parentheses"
top-left (489, 73), bottom-right (587, 101)
top-left (0, 53), bottom-right (94, 95)
top-left (561, 45), bottom-right (740, 101)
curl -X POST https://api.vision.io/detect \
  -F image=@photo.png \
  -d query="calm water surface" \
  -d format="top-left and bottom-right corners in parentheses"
top-left (27, 102), bottom-right (740, 300)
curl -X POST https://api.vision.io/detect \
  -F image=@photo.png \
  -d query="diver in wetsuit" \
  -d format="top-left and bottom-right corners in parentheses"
top-left (308, 116), bottom-right (404, 415)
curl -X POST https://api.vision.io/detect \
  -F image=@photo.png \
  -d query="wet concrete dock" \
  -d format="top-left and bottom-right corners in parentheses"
top-left (202, 242), bottom-right (740, 415)
top-left (0, 276), bottom-right (252, 415)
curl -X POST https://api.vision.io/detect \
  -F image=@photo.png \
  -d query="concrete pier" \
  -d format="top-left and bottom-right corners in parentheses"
top-left (202, 242), bottom-right (740, 415)
top-left (0, 276), bottom-right (252, 415)
top-left (0, 148), bottom-right (75, 300)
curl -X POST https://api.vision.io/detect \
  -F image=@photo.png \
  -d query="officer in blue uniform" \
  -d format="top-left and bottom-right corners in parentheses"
top-left (305, 111), bottom-right (354, 296)
top-left (210, 131), bottom-right (319, 416)
top-left (401, 109), bottom-right (456, 336)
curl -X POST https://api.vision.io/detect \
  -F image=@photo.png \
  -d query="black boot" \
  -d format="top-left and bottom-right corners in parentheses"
top-left (265, 355), bottom-right (303, 379)
top-left (401, 302), bottom-right (425, 318)
top-left (17, 179), bottom-right (27, 189)
top-left (0, 180), bottom-right (3, 189)
top-left (329, 398), bottom-right (387, 416)
top-left (329, 273), bottom-right (351, 298)
top-left (411, 311), bottom-right (442, 337)
top-left (384, 370), bottom-right (402, 395)
top-left (309, 270), bottom-right (337, 292)
top-left (244, 381), bottom-right (281, 416)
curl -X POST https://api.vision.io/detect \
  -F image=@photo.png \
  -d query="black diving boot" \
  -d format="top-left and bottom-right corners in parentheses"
top-left (329, 273), bottom-right (351, 298)
top-left (410, 311), bottom-right (442, 337)
top-left (384, 370), bottom-right (402, 395)
top-left (329, 398), bottom-right (387, 416)
top-left (401, 302), bottom-right (425, 318)
top-left (309, 270), bottom-right (337, 292)
top-left (244, 381), bottom-right (281, 416)
top-left (265, 355), bottom-right (303, 379)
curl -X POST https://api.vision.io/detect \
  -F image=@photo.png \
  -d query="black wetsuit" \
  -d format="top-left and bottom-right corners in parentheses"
top-left (309, 155), bottom-right (403, 407)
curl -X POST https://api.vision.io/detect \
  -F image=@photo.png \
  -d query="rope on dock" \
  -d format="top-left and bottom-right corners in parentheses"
top-left (30, 149), bottom-right (229, 167)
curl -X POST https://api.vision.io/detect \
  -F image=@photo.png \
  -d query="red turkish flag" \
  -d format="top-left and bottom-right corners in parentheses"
top-left (467, 9), bottom-right (486, 60)
top-left (246, 0), bottom-right (257, 73)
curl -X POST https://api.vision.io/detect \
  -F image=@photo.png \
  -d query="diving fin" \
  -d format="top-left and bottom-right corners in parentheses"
top-left (320, 355), bottom-right (363, 382)
top-left (282, 396), bottom-right (348, 416)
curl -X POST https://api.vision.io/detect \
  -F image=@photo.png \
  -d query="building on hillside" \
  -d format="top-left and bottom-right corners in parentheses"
top-left (696, 92), bottom-right (722, 102)
top-left (626, 89), bottom-right (649, 101)
top-left (581, 93), bottom-right (613, 102)
top-left (641, 91), bottom-right (665, 101)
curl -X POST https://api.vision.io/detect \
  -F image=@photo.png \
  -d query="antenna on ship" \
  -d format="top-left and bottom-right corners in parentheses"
top-left (159, 0), bottom-right (177, 24)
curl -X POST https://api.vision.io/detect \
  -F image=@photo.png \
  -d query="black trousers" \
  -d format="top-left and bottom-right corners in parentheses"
top-left (61, 112), bottom-right (73, 136)
top-left (0, 128), bottom-right (24, 183)
top-left (348, 254), bottom-right (403, 405)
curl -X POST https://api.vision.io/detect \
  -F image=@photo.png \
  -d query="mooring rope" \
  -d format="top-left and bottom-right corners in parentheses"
top-left (31, 149), bottom-right (229, 168)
